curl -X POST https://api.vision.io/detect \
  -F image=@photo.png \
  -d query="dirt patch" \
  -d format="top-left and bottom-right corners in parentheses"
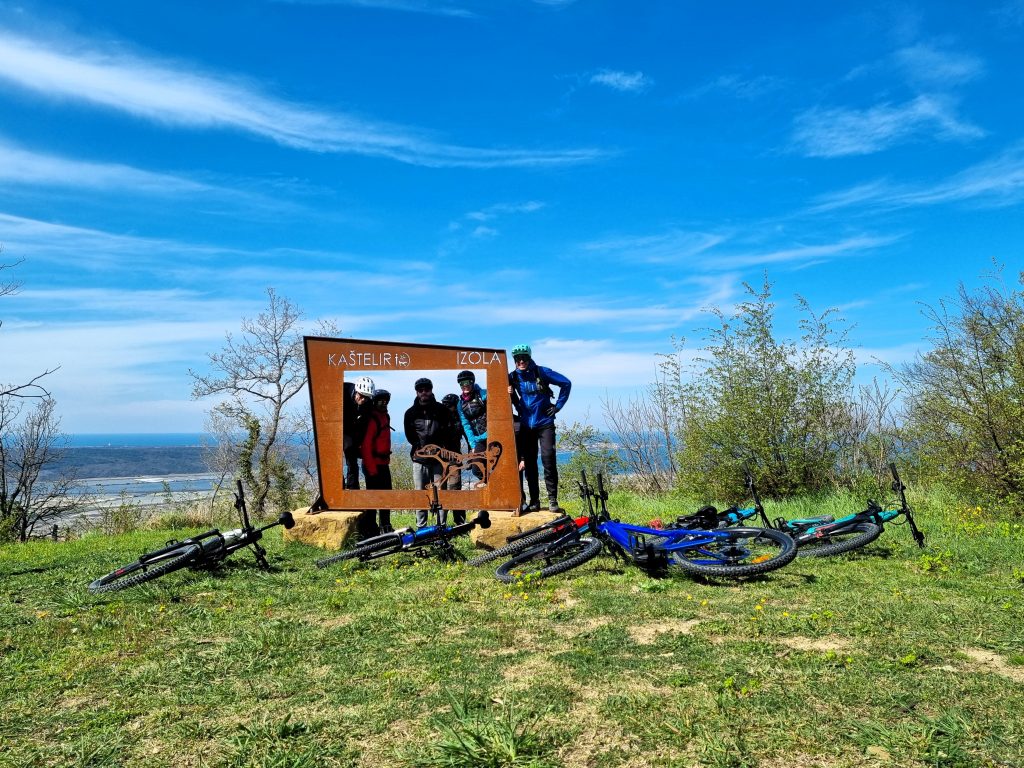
top-left (776, 636), bottom-right (853, 653)
top-left (627, 619), bottom-right (702, 645)
top-left (316, 615), bottom-right (354, 629)
top-left (501, 654), bottom-right (562, 687)
top-left (760, 755), bottom-right (847, 768)
top-left (962, 648), bottom-right (1024, 682)
top-left (550, 616), bottom-right (610, 638)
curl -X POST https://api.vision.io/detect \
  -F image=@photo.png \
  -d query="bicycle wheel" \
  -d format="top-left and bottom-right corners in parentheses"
top-left (670, 527), bottom-right (796, 578)
top-left (315, 532), bottom-right (403, 569)
top-left (494, 537), bottom-right (603, 584)
top-left (795, 521), bottom-right (882, 558)
top-left (88, 543), bottom-right (201, 593)
top-left (466, 527), bottom-right (562, 567)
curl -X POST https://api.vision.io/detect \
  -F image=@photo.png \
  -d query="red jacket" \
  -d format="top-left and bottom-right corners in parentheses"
top-left (361, 409), bottom-right (391, 476)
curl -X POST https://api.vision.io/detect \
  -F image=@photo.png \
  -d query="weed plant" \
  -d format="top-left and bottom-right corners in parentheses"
top-left (1, 488), bottom-right (1022, 767)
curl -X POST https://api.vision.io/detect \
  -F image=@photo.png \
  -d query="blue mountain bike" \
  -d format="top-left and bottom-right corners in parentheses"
top-left (316, 485), bottom-right (491, 568)
top-left (494, 471), bottom-right (797, 583)
top-left (773, 463), bottom-right (926, 557)
top-left (665, 465), bottom-right (925, 558)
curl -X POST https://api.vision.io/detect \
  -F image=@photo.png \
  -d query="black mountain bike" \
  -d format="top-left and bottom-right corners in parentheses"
top-left (88, 480), bottom-right (295, 593)
top-left (316, 485), bottom-right (491, 568)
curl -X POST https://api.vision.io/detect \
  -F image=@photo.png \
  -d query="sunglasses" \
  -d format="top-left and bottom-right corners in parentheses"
top-left (514, 355), bottom-right (530, 363)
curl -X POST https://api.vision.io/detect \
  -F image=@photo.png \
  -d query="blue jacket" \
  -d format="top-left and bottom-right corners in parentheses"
top-left (509, 362), bottom-right (571, 429)
top-left (457, 385), bottom-right (487, 444)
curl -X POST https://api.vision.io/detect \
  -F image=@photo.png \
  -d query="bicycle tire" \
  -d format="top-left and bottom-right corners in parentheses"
top-left (466, 528), bottom-right (562, 567)
top-left (494, 537), bottom-right (603, 584)
top-left (795, 521), bottom-right (883, 558)
top-left (670, 527), bottom-right (796, 578)
top-left (88, 543), bottom-right (201, 593)
top-left (315, 533), bottom-right (403, 569)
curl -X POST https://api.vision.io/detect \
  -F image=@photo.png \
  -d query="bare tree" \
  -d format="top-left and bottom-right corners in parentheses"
top-left (190, 288), bottom-right (309, 516)
top-left (836, 379), bottom-right (902, 489)
top-left (601, 392), bottom-right (677, 493)
top-left (1, 256), bottom-right (57, 399)
top-left (1, 256), bottom-right (81, 541)
top-left (0, 396), bottom-right (84, 541)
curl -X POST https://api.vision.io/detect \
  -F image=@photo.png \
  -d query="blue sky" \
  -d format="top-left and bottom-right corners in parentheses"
top-left (1, 0), bottom-right (1023, 433)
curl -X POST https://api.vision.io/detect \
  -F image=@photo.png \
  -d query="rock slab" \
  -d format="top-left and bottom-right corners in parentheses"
top-left (470, 510), bottom-right (564, 551)
top-left (283, 509), bottom-right (361, 551)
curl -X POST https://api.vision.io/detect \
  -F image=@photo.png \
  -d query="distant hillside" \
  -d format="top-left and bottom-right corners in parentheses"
top-left (42, 446), bottom-right (209, 480)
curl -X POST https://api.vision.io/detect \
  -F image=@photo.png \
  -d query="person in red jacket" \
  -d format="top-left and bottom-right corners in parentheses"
top-left (360, 389), bottom-right (393, 536)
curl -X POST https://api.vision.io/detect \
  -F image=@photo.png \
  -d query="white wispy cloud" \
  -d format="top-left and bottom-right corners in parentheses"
top-left (0, 136), bottom-right (214, 194)
top-left (994, 0), bottom-right (1024, 26)
top-left (582, 229), bottom-right (726, 264)
top-left (582, 227), bottom-right (897, 271)
top-left (714, 235), bottom-right (900, 269)
top-left (445, 200), bottom-right (545, 243)
top-left (275, 0), bottom-right (476, 17)
top-left (0, 30), bottom-right (603, 168)
top-left (791, 94), bottom-right (984, 157)
top-left (465, 201), bottom-right (545, 221)
top-left (525, 338), bottom-right (673, 389)
top-left (892, 43), bottom-right (984, 88)
top-left (810, 142), bottom-right (1024, 211)
top-left (275, 0), bottom-right (577, 14)
top-left (685, 73), bottom-right (784, 101)
top-left (589, 69), bottom-right (653, 93)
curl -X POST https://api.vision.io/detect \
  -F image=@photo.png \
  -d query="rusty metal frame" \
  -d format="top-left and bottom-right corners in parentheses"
top-left (304, 336), bottom-right (520, 513)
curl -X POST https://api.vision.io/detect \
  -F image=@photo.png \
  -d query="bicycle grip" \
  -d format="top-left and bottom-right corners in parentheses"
top-left (474, 510), bottom-right (491, 529)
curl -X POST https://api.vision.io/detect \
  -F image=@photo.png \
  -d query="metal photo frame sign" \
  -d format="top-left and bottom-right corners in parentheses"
top-left (304, 336), bottom-right (520, 512)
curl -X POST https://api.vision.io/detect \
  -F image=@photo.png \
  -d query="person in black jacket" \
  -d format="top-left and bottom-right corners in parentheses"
top-left (403, 378), bottom-right (451, 526)
top-left (343, 376), bottom-right (375, 489)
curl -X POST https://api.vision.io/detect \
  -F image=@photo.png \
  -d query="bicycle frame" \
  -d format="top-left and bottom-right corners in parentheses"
top-left (187, 479), bottom-right (296, 568)
top-left (343, 484), bottom-right (490, 563)
top-left (579, 471), bottom-right (776, 572)
top-left (774, 464), bottom-right (925, 547)
top-left (89, 480), bottom-right (296, 593)
top-left (668, 471), bottom-right (769, 530)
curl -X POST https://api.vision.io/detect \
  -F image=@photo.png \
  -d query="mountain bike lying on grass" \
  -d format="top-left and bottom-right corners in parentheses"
top-left (494, 471), bottom-right (797, 584)
top-left (772, 463), bottom-right (926, 557)
top-left (316, 485), bottom-right (490, 569)
top-left (662, 465), bottom-right (926, 558)
top-left (88, 480), bottom-right (295, 594)
top-left (659, 471), bottom-right (766, 531)
top-left (466, 512), bottom-right (589, 567)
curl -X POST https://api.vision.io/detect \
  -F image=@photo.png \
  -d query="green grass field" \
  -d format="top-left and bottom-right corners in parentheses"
top-left (1, 490), bottom-right (1022, 768)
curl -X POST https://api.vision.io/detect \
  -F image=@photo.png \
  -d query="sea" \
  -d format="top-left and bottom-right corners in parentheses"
top-left (42, 432), bottom-right (588, 533)
top-left (52, 433), bottom-right (218, 507)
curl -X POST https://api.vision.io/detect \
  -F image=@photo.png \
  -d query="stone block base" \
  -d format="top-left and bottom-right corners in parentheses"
top-left (470, 510), bottom-right (563, 551)
top-left (283, 508), bottom-right (361, 551)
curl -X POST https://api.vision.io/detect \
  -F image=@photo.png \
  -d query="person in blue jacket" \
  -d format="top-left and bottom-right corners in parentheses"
top-left (508, 344), bottom-right (571, 512)
top-left (456, 370), bottom-right (488, 487)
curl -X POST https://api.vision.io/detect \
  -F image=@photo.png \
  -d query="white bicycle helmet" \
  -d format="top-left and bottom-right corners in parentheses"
top-left (353, 376), bottom-right (376, 397)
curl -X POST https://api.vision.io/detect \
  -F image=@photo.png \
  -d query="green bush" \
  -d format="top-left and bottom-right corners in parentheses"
top-left (671, 277), bottom-right (856, 499)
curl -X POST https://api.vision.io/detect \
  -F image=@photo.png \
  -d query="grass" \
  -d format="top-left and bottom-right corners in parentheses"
top-left (1, 489), bottom-right (1022, 767)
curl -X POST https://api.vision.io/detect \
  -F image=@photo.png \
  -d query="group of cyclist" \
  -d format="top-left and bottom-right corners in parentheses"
top-left (340, 343), bottom-right (571, 539)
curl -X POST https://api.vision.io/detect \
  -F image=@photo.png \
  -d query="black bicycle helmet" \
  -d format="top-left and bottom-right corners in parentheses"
top-left (441, 393), bottom-right (459, 407)
top-left (457, 370), bottom-right (475, 385)
top-left (414, 377), bottom-right (433, 391)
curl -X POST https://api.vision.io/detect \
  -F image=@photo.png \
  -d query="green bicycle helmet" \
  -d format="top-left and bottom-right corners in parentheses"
top-left (512, 343), bottom-right (532, 358)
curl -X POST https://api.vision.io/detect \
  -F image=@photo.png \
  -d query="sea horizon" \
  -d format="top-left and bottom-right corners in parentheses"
top-left (66, 433), bottom-right (211, 448)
